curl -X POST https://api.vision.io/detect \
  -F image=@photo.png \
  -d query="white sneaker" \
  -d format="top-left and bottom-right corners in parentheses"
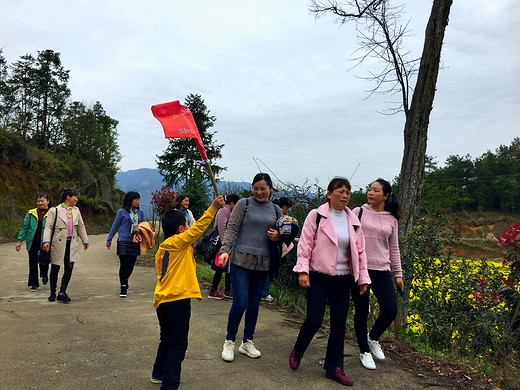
top-left (222, 340), bottom-right (235, 362)
top-left (367, 333), bottom-right (385, 360)
top-left (360, 352), bottom-right (376, 369)
top-left (238, 339), bottom-right (261, 358)
top-left (261, 294), bottom-right (273, 302)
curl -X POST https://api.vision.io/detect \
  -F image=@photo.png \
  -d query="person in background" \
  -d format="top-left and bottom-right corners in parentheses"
top-left (106, 191), bottom-right (146, 298)
top-left (15, 193), bottom-right (51, 291)
top-left (174, 194), bottom-right (195, 228)
top-left (208, 194), bottom-right (240, 300)
top-left (289, 177), bottom-right (370, 386)
top-left (261, 197), bottom-right (298, 302)
top-left (42, 189), bottom-right (89, 303)
top-left (351, 178), bottom-right (404, 370)
top-left (219, 173), bottom-right (282, 363)
top-left (151, 195), bottom-right (224, 389)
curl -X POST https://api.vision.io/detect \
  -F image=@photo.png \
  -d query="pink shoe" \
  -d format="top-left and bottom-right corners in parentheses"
top-left (224, 290), bottom-right (233, 299)
top-left (208, 290), bottom-right (224, 300)
top-left (289, 347), bottom-right (301, 370)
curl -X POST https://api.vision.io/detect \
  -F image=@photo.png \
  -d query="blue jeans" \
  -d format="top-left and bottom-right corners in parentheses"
top-left (226, 263), bottom-right (268, 342)
top-left (262, 275), bottom-right (270, 297)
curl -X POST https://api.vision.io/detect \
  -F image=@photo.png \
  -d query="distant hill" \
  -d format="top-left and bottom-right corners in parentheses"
top-left (115, 168), bottom-right (168, 215)
top-left (115, 168), bottom-right (249, 216)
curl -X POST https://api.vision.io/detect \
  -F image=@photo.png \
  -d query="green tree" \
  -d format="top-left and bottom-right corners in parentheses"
top-left (179, 171), bottom-right (211, 219)
top-left (5, 50), bottom-right (70, 146)
top-left (6, 54), bottom-right (37, 139)
top-left (32, 50), bottom-right (70, 147)
top-left (421, 138), bottom-right (520, 213)
top-left (61, 101), bottom-right (121, 176)
top-left (156, 93), bottom-right (225, 188)
top-left (0, 49), bottom-right (11, 130)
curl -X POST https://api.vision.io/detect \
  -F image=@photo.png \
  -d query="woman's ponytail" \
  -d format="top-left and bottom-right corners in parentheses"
top-left (375, 178), bottom-right (402, 220)
top-left (384, 192), bottom-right (402, 220)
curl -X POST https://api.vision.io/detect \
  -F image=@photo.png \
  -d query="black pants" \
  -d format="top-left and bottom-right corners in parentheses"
top-left (152, 299), bottom-right (191, 390)
top-left (49, 240), bottom-right (74, 294)
top-left (119, 255), bottom-right (137, 287)
top-left (28, 241), bottom-right (48, 287)
top-left (351, 270), bottom-right (397, 353)
top-left (293, 271), bottom-right (353, 372)
top-left (210, 268), bottom-right (231, 292)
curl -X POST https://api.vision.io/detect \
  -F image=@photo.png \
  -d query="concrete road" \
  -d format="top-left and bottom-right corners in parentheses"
top-left (0, 235), bottom-right (452, 390)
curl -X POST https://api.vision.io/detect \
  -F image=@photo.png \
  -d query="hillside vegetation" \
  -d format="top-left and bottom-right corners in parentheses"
top-left (0, 129), bottom-right (123, 241)
top-left (0, 49), bottom-right (124, 241)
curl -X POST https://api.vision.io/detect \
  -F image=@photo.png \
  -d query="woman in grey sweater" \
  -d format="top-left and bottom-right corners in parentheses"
top-left (218, 173), bottom-right (282, 363)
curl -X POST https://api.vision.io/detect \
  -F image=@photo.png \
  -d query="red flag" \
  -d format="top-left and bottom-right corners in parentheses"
top-left (151, 100), bottom-right (208, 160)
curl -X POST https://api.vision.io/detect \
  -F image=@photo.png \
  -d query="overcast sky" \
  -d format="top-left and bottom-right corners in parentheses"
top-left (2, 0), bottom-right (519, 191)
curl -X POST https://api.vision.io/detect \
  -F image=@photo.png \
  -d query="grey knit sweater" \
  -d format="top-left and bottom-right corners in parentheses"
top-left (220, 197), bottom-right (281, 257)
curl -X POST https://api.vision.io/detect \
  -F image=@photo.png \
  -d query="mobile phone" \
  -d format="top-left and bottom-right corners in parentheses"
top-left (396, 284), bottom-right (404, 297)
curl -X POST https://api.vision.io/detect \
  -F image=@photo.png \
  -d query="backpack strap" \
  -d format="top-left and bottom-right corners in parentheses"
top-left (353, 207), bottom-right (363, 232)
top-left (315, 209), bottom-right (361, 234)
top-left (274, 202), bottom-right (282, 220)
top-left (314, 212), bottom-right (321, 239)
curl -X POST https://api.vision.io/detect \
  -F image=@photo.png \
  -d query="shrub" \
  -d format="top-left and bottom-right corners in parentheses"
top-left (401, 217), bottom-right (519, 362)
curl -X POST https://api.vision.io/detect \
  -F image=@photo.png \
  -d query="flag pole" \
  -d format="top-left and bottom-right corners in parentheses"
top-left (204, 160), bottom-right (220, 197)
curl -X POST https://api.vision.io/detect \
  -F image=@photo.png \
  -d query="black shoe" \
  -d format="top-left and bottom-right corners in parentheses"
top-left (42, 276), bottom-right (48, 285)
top-left (48, 292), bottom-right (56, 302)
top-left (30, 286), bottom-right (39, 292)
top-left (120, 285), bottom-right (128, 298)
top-left (57, 292), bottom-right (71, 303)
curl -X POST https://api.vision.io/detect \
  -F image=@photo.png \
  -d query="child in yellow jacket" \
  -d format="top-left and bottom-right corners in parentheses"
top-left (151, 195), bottom-right (225, 389)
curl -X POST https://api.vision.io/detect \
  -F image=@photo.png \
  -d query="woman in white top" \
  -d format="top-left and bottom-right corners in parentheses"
top-left (289, 177), bottom-right (370, 386)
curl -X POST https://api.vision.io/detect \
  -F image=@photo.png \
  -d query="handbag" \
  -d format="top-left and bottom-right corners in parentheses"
top-left (37, 250), bottom-right (50, 266)
top-left (38, 206), bottom-right (58, 266)
top-left (195, 227), bottom-right (221, 264)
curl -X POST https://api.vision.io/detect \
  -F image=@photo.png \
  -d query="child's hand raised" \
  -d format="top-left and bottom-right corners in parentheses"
top-left (210, 195), bottom-right (225, 211)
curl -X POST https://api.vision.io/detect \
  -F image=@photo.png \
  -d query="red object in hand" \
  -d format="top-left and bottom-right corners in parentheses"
top-left (151, 100), bottom-right (207, 160)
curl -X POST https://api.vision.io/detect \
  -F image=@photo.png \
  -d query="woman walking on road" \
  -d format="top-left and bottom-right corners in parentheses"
top-left (289, 177), bottom-right (370, 386)
top-left (351, 178), bottom-right (404, 370)
top-left (219, 173), bottom-right (282, 363)
top-left (15, 193), bottom-right (51, 291)
top-left (106, 191), bottom-right (146, 298)
top-left (42, 189), bottom-right (89, 303)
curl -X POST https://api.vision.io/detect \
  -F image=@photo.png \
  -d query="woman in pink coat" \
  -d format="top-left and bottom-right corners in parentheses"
top-left (289, 177), bottom-right (370, 386)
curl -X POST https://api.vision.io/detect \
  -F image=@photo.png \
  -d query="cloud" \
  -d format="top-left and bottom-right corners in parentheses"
top-left (1, 0), bottom-right (518, 191)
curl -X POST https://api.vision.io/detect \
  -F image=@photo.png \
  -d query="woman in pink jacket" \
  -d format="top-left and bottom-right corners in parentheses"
top-left (289, 177), bottom-right (370, 387)
top-left (351, 178), bottom-right (404, 370)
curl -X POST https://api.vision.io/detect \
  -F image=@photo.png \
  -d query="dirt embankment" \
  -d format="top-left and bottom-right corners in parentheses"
top-left (446, 211), bottom-right (517, 258)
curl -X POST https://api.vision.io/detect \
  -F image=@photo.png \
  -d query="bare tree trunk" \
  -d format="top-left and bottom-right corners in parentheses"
top-left (394, 0), bottom-right (453, 330)
top-left (398, 0), bottom-right (453, 237)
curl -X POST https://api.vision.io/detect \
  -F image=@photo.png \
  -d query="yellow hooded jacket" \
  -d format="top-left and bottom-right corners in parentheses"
top-left (153, 207), bottom-right (216, 309)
